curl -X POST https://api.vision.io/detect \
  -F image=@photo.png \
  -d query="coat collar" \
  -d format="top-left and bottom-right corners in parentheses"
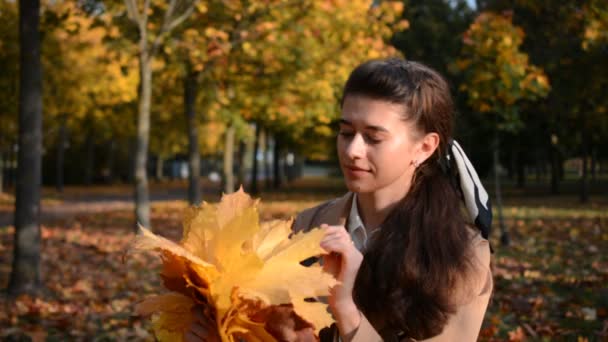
top-left (315, 191), bottom-right (354, 227)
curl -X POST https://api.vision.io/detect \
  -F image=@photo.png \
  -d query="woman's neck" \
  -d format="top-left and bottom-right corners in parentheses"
top-left (356, 182), bottom-right (411, 230)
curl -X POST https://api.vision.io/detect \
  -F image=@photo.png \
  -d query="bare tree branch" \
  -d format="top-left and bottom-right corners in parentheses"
top-left (163, 0), bottom-right (178, 29)
top-left (125, 0), bottom-right (141, 25)
top-left (148, 0), bottom-right (198, 60)
top-left (165, 2), bottom-right (196, 33)
top-left (141, 0), bottom-right (151, 34)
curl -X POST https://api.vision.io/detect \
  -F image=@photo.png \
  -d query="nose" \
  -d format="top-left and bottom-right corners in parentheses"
top-left (345, 133), bottom-right (365, 160)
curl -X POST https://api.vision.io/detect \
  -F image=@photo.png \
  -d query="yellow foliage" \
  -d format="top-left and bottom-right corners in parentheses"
top-left (42, 0), bottom-right (137, 127)
top-left (582, 1), bottom-right (608, 50)
top-left (455, 11), bottom-right (550, 118)
top-left (131, 188), bottom-right (336, 341)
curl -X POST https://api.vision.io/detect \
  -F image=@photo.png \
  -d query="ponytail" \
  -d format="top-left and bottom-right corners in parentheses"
top-left (354, 162), bottom-right (476, 339)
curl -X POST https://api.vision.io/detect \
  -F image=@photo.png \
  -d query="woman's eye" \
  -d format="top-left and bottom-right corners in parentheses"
top-left (339, 131), bottom-right (355, 138)
top-left (364, 135), bottom-right (381, 144)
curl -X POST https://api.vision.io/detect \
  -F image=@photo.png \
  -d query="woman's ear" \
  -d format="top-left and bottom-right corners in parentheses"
top-left (417, 132), bottom-right (440, 164)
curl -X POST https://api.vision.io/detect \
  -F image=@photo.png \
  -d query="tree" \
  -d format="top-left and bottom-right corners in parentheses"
top-left (165, 0), bottom-right (304, 198)
top-left (480, 1), bottom-right (608, 201)
top-left (123, 0), bottom-right (198, 228)
top-left (8, 0), bottom-right (43, 296)
top-left (392, 0), bottom-right (474, 76)
top-left (579, 0), bottom-right (608, 201)
top-left (0, 0), bottom-right (19, 195)
top-left (41, 1), bottom-right (137, 189)
top-left (234, 0), bottom-right (406, 170)
top-left (455, 11), bottom-right (550, 246)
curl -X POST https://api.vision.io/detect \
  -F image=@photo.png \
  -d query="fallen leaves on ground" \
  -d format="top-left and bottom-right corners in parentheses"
top-left (480, 208), bottom-right (608, 340)
top-left (0, 186), bottom-right (606, 341)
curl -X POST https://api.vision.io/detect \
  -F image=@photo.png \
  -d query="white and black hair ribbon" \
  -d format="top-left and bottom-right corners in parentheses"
top-left (446, 139), bottom-right (492, 241)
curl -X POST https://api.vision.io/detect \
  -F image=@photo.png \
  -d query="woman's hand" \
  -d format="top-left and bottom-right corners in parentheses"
top-left (320, 224), bottom-right (363, 336)
top-left (185, 304), bottom-right (317, 342)
top-left (185, 306), bottom-right (220, 342)
top-left (263, 304), bottom-right (318, 342)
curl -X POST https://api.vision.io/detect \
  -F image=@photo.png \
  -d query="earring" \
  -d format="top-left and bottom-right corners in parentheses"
top-left (412, 160), bottom-right (419, 168)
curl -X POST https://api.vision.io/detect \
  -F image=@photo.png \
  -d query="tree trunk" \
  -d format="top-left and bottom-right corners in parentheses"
top-left (535, 150), bottom-right (542, 184)
top-left (9, 0), bottom-right (43, 296)
top-left (550, 142), bottom-right (560, 195)
top-left (580, 111), bottom-right (589, 203)
top-left (250, 124), bottom-right (260, 195)
top-left (10, 143), bottom-right (17, 188)
top-left (590, 148), bottom-right (596, 182)
top-left (508, 147), bottom-right (515, 180)
top-left (494, 132), bottom-right (509, 246)
top-left (516, 151), bottom-right (525, 189)
top-left (223, 124), bottom-right (235, 194)
top-left (135, 50), bottom-right (152, 228)
top-left (558, 153), bottom-right (564, 181)
top-left (264, 130), bottom-right (272, 189)
top-left (155, 155), bottom-right (164, 181)
top-left (285, 150), bottom-right (296, 183)
top-left (184, 70), bottom-right (202, 205)
top-left (580, 147), bottom-right (589, 203)
top-left (273, 135), bottom-right (282, 189)
top-left (56, 118), bottom-right (67, 192)
top-left (0, 152), bottom-right (4, 193)
top-left (84, 129), bottom-right (95, 185)
top-left (185, 68), bottom-right (201, 205)
top-left (128, 138), bottom-right (136, 183)
top-left (106, 139), bottom-right (115, 183)
top-left (237, 139), bottom-right (246, 190)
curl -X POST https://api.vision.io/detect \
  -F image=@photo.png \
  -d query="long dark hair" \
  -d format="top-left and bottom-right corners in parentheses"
top-left (345, 58), bottom-right (477, 339)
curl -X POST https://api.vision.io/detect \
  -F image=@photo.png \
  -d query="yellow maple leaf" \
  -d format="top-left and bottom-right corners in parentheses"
top-left (131, 187), bottom-right (336, 341)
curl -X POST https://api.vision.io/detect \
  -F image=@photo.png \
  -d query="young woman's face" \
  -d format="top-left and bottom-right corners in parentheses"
top-left (337, 95), bottom-right (422, 194)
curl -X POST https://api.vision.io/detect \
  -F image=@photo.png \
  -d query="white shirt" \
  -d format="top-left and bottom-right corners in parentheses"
top-left (348, 193), bottom-right (378, 252)
top-left (335, 193), bottom-right (378, 342)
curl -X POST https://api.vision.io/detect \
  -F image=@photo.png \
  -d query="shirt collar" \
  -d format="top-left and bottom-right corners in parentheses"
top-left (348, 193), bottom-right (369, 251)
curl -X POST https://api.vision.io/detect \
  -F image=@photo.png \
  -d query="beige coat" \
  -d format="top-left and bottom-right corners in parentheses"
top-left (292, 192), bottom-right (493, 342)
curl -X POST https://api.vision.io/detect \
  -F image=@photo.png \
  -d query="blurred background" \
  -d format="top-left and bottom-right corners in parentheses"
top-left (0, 0), bottom-right (607, 340)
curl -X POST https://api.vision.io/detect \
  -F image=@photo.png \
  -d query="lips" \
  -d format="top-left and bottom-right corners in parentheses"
top-left (343, 165), bottom-right (370, 178)
top-left (346, 165), bottom-right (369, 172)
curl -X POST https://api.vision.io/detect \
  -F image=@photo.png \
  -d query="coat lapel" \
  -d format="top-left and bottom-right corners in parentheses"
top-left (317, 192), bottom-right (353, 228)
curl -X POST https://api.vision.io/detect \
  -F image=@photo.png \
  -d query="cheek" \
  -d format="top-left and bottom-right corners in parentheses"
top-left (336, 136), bottom-right (345, 152)
top-left (370, 140), bottom-right (414, 169)
top-left (336, 138), bottom-right (347, 160)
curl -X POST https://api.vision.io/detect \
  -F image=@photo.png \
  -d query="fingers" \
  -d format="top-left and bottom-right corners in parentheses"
top-left (264, 305), bottom-right (299, 342)
top-left (321, 224), bottom-right (348, 235)
top-left (186, 305), bottom-right (218, 342)
top-left (320, 225), bottom-right (353, 253)
top-left (191, 322), bottom-right (210, 339)
top-left (321, 252), bottom-right (341, 276)
top-left (320, 235), bottom-right (352, 254)
top-left (185, 331), bottom-right (206, 342)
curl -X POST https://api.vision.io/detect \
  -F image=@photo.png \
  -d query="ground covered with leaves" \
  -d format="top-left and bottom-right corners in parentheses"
top-left (1, 179), bottom-right (607, 341)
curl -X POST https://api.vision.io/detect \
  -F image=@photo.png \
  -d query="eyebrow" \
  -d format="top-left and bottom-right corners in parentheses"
top-left (339, 119), bottom-right (389, 133)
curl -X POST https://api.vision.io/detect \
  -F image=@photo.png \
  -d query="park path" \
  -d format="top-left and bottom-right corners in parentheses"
top-left (0, 186), bottom-right (221, 227)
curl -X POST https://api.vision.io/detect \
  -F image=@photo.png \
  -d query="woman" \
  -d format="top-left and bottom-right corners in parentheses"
top-left (292, 58), bottom-right (493, 341)
top-left (187, 58), bottom-right (493, 342)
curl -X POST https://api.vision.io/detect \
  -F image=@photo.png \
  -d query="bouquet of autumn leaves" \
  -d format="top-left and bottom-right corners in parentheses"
top-left (129, 189), bottom-right (336, 341)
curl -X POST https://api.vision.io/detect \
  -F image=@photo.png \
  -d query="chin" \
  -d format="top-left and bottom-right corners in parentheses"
top-left (344, 179), bottom-right (376, 194)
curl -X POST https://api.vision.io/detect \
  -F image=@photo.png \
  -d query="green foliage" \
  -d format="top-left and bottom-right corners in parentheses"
top-left (392, 0), bottom-right (474, 76)
top-left (583, 0), bottom-right (608, 50)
